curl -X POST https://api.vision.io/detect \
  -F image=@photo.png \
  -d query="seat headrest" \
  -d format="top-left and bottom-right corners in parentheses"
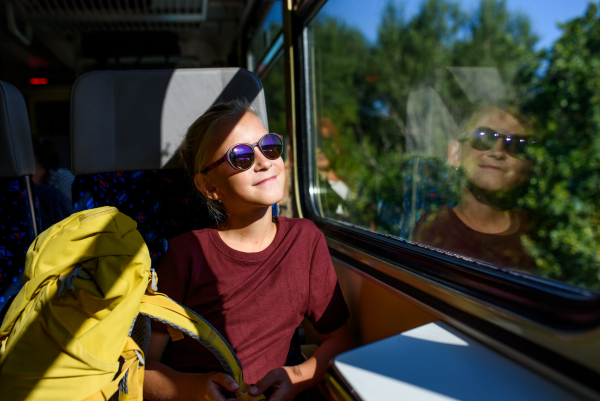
top-left (71, 68), bottom-right (268, 175)
top-left (0, 80), bottom-right (35, 178)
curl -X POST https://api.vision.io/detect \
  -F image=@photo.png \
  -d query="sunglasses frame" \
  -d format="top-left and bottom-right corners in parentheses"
top-left (463, 126), bottom-right (535, 159)
top-left (201, 133), bottom-right (284, 174)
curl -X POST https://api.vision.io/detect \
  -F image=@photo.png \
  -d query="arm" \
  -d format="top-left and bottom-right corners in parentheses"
top-left (247, 323), bottom-right (354, 401)
top-left (144, 330), bottom-right (241, 401)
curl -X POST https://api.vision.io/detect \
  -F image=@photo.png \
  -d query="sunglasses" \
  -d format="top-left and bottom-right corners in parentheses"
top-left (201, 133), bottom-right (283, 174)
top-left (464, 126), bottom-right (536, 158)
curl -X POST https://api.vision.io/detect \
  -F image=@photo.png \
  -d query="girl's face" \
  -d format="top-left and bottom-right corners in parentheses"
top-left (450, 107), bottom-right (531, 192)
top-left (196, 112), bottom-right (285, 216)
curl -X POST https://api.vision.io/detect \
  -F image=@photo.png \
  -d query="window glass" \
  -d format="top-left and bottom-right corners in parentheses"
top-left (248, 0), bottom-right (283, 72)
top-left (262, 52), bottom-right (294, 217)
top-left (262, 52), bottom-right (286, 145)
top-left (307, 0), bottom-right (600, 291)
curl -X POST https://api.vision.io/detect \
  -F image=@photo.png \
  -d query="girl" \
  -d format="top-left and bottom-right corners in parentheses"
top-left (144, 100), bottom-right (353, 401)
top-left (413, 106), bottom-right (536, 270)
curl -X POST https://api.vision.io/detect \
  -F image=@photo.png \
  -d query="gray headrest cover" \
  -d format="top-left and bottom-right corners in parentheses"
top-left (71, 68), bottom-right (268, 175)
top-left (0, 80), bottom-right (35, 178)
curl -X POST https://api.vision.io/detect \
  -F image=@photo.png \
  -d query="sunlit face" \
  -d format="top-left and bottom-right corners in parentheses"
top-left (196, 112), bottom-right (285, 216)
top-left (451, 107), bottom-right (531, 192)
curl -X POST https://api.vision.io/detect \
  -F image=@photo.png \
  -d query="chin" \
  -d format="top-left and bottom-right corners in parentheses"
top-left (485, 181), bottom-right (519, 191)
top-left (265, 191), bottom-right (285, 206)
top-left (253, 189), bottom-right (285, 207)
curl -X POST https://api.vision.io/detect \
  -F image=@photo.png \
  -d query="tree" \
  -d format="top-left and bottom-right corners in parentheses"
top-left (520, 3), bottom-right (600, 290)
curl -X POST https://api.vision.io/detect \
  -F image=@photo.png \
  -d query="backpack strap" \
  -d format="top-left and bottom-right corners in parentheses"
top-left (82, 337), bottom-right (145, 401)
top-left (139, 292), bottom-right (265, 400)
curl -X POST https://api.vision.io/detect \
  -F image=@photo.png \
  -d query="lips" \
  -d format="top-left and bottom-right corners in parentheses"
top-left (479, 165), bottom-right (503, 171)
top-left (254, 175), bottom-right (277, 186)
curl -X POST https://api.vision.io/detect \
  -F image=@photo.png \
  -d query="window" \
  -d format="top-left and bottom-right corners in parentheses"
top-left (306, 0), bottom-right (600, 293)
top-left (247, 0), bottom-right (283, 72)
top-left (261, 51), bottom-right (293, 216)
top-left (262, 53), bottom-right (286, 145)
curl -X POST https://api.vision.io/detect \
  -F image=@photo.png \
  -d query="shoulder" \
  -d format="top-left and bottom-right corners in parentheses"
top-left (420, 205), bottom-right (455, 223)
top-left (167, 228), bottom-right (212, 254)
top-left (413, 205), bottom-right (457, 237)
top-left (49, 168), bottom-right (75, 182)
top-left (50, 168), bottom-right (74, 177)
top-left (277, 216), bottom-right (318, 228)
top-left (35, 183), bottom-right (69, 205)
top-left (277, 217), bottom-right (323, 239)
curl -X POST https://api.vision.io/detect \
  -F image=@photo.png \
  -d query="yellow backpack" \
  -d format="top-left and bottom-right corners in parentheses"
top-left (0, 207), bottom-right (264, 401)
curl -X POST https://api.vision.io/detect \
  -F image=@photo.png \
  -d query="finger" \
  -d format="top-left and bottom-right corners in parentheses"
top-left (210, 372), bottom-right (240, 393)
top-left (206, 380), bottom-right (234, 401)
top-left (249, 370), bottom-right (280, 396)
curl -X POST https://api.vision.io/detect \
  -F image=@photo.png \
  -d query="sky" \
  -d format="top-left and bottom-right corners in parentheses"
top-left (319, 0), bottom-right (595, 50)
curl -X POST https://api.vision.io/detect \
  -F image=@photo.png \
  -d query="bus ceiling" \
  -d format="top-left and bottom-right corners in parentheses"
top-left (0, 0), bottom-right (262, 80)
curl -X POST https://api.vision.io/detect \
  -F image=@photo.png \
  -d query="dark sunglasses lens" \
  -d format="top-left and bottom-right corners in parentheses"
top-left (260, 134), bottom-right (283, 159)
top-left (229, 144), bottom-right (254, 170)
top-left (508, 137), bottom-right (531, 157)
top-left (470, 127), bottom-right (496, 151)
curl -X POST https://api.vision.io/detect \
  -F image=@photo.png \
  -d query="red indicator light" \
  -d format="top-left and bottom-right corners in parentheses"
top-left (365, 76), bottom-right (379, 82)
top-left (29, 78), bottom-right (48, 85)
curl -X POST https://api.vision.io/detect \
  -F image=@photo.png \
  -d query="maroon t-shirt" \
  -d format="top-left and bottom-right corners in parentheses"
top-left (152, 216), bottom-right (349, 383)
top-left (412, 205), bottom-right (536, 271)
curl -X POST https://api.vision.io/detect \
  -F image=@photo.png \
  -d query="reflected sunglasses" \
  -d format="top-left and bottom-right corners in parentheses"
top-left (464, 126), bottom-right (536, 159)
top-left (201, 133), bottom-right (284, 174)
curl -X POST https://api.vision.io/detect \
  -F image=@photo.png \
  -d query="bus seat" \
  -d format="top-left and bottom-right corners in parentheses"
top-left (69, 68), bottom-right (299, 367)
top-left (399, 157), bottom-right (456, 240)
top-left (70, 69), bottom-right (273, 266)
top-left (0, 80), bottom-right (39, 312)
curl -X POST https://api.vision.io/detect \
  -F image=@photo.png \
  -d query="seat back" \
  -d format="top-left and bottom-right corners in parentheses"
top-left (70, 69), bottom-right (273, 265)
top-left (0, 80), bottom-right (38, 311)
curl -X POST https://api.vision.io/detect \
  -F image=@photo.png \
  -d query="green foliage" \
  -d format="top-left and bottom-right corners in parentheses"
top-left (520, 3), bottom-right (600, 289)
top-left (262, 54), bottom-right (286, 145)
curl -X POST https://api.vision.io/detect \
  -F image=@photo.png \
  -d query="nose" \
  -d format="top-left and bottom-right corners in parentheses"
top-left (488, 138), bottom-right (507, 159)
top-left (253, 144), bottom-right (272, 171)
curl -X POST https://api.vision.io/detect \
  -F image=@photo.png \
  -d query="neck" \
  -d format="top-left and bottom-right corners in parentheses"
top-left (453, 187), bottom-right (513, 234)
top-left (217, 206), bottom-right (277, 253)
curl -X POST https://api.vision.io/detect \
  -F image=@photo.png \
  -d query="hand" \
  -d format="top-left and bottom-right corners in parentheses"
top-left (193, 371), bottom-right (241, 401)
top-left (246, 367), bottom-right (300, 401)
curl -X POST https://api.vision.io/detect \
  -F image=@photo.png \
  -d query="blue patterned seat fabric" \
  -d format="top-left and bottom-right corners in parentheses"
top-left (400, 157), bottom-right (456, 240)
top-left (0, 177), bottom-right (39, 311)
top-left (72, 169), bottom-right (212, 266)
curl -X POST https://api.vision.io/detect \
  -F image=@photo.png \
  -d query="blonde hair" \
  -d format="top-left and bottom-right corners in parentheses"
top-left (456, 104), bottom-right (531, 141)
top-left (180, 99), bottom-right (257, 222)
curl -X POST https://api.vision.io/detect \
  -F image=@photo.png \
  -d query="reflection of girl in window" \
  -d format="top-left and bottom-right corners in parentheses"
top-left (413, 106), bottom-right (536, 270)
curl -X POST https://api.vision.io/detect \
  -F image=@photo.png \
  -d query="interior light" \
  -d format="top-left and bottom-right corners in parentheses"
top-left (29, 78), bottom-right (48, 85)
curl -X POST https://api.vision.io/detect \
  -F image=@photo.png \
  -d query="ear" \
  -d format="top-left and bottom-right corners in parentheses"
top-left (194, 173), bottom-right (220, 201)
top-left (448, 141), bottom-right (461, 168)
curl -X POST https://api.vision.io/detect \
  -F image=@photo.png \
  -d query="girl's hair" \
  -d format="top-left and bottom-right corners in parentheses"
top-left (455, 103), bottom-right (531, 141)
top-left (180, 99), bottom-right (257, 222)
